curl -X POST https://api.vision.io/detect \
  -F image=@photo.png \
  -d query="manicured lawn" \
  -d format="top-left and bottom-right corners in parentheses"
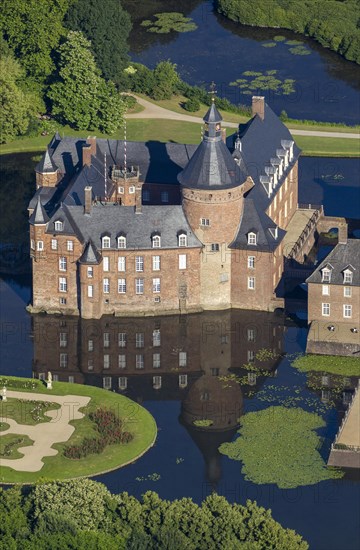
top-left (0, 398), bottom-right (61, 425)
top-left (0, 376), bottom-right (157, 484)
top-left (0, 434), bottom-right (34, 460)
top-left (294, 135), bottom-right (360, 157)
top-left (292, 355), bottom-right (360, 376)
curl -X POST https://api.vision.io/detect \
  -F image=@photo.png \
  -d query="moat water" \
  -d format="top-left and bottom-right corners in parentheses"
top-left (127, 0), bottom-right (360, 124)
top-left (0, 151), bottom-right (359, 549)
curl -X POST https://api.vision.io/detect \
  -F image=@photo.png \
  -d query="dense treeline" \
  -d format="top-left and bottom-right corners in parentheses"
top-left (0, 479), bottom-right (308, 549)
top-left (216, 0), bottom-right (360, 64)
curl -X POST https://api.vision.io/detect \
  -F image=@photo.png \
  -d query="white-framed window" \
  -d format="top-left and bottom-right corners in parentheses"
top-left (59, 257), bottom-right (67, 271)
top-left (103, 376), bottom-right (112, 389)
top-left (87, 285), bottom-right (93, 298)
top-left (67, 240), bottom-right (73, 252)
top-left (102, 236), bottom-right (111, 249)
top-left (178, 233), bottom-right (187, 247)
top-left (248, 232), bottom-right (257, 245)
top-left (247, 328), bottom-right (256, 342)
top-left (153, 278), bottom-right (161, 293)
top-left (179, 374), bottom-right (188, 388)
top-left (135, 256), bottom-right (144, 272)
top-left (248, 256), bottom-right (255, 269)
top-left (118, 354), bottom-right (126, 369)
top-left (103, 278), bottom-right (110, 294)
top-left (152, 255), bottom-right (160, 271)
top-left (37, 240), bottom-right (44, 251)
top-left (54, 220), bottom-right (63, 231)
top-left (179, 254), bottom-right (187, 270)
top-left (103, 354), bottom-right (110, 369)
top-left (118, 186), bottom-right (124, 194)
top-left (322, 303), bottom-right (330, 316)
top-left (179, 351), bottom-right (187, 367)
top-left (143, 189), bottom-right (150, 202)
top-left (51, 239), bottom-right (58, 250)
top-left (322, 285), bottom-right (330, 296)
top-left (211, 243), bottom-right (219, 252)
top-left (30, 239), bottom-right (35, 250)
top-left (152, 235), bottom-right (161, 248)
top-left (248, 276), bottom-right (255, 290)
top-left (103, 256), bottom-right (109, 271)
top-left (59, 297), bottom-right (67, 305)
top-left (200, 218), bottom-right (210, 227)
top-left (59, 277), bottom-right (67, 292)
top-left (153, 375), bottom-right (162, 389)
top-left (153, 353), bottom-right (161, 368)
top-left (135, 278), bottom-right (144, 294)
top-left (161, 191), bottom-right (169, 203)
top-left (343, 304), bottom-right (352, 318)
top-left (59, 333), bottom-right (67, 347)
top-left (136, 333), bottom-right (144, 348)
top-left (88, 339), bottom-right (94, 351)
top-left (118, 333), bottom-right (126, 348)
top-left (153, 329), bottom-right (161, 347)
top-left (118, 256), bottom-right (126, 272)
top-left (136, 354), bottom-right (144, 369)
top-left (88, 359), bottom-right (94, 370)
top-left (103, 333), bottom-right (110, 348)
top-left (60, 353), bottom-right (68, 368)
top-left (344, 286), bottom-right (352, 297)
top-left (322, 268), bottom-right (331, 283)
top-left (118, 376), bottom-right (127, 390)
top-left (87, 266), bottom-right (93, 278)
top-left (129, 185), bottom-right (135, 194)
top-left (247, 350), bottom-right (255, 362)
top-left (118, 278), bottom-right (126, 293)
top-left (343, 270), bottom-right (353, 284)
top-left (117, 236), bottom-right (126, 249)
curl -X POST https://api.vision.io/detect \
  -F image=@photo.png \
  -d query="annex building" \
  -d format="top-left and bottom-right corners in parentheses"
top-left (28, 96), bottom-right (302, 319)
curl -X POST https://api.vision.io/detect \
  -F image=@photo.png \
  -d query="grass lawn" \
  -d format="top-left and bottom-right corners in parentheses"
top-left (0, 398), bottom-right (61, 425)
top-left (0, 434), bottom-right (34, 460)
top-left (292, 355), bottom-right (360, 376)
top-left (0, 376), bottom-right (157, 484)
top-left (0, 118), bottom-right (358, 157)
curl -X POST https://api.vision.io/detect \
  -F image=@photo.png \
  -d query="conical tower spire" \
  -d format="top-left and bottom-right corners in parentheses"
top-left (29, 195), bottom-right (49, 225)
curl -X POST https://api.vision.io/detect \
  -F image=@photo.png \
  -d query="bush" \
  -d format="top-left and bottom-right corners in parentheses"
top-left (183, 98), bottom-right (201, 112)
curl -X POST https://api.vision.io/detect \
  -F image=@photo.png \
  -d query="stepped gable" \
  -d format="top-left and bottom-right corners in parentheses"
top-left (306, 240), bottom-right (360, 285)
top-left (65, 204), bottom-right (202, 250)
top-left (29, 195), bottom-right (50, 225)
top-left (238, 101), bottom-right (301, 209)
top-left (230, 198), bottom-right (285, 251)
top-left (79, 240), bottom-right (102, 265)
top-left (178, 103), bottom-right (247, 189)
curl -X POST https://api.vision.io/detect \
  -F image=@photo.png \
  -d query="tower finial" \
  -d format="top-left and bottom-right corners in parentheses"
top-left (104, 151), bottom-right (107, 198)
top-left (124, 117), bottom-right (127, 179)
top-left (209, 81), bottom-right (217, 103)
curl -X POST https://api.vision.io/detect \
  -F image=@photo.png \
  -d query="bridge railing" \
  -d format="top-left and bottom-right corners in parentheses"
top-left (297, 203), bottom-right (323, 211)
top-left (331, 380), bottom-right (360, 453)
top-left (287, 207), bottom-right (323, 259)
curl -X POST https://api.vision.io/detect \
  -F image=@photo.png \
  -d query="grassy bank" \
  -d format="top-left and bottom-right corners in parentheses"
top-left (0, 118), bottom-right (358, 157)
top-left (0, 376), bottom-right (157, 484)
top-left (291, 355), bottom-right (360, 376)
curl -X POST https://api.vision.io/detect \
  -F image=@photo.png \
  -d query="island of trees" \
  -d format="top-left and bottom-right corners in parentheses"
top-left (216, 0), bottom-right (360, 64)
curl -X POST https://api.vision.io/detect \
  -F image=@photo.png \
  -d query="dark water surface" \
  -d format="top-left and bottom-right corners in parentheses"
top-left (128, 0), bottom-right (360, 124)
top-left (0, 152), bottom-right (359, 549)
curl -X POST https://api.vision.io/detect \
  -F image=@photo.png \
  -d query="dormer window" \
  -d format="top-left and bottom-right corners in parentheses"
top-left (343, 269), bottom-right (353, 284)
top-left (321, 268), bottom-right (331, 283)
top-left (178, 232), bottom-right (187, 247)
top-left (248, 232), bottom-right (257, 246)
top-left (117, 235), bottom-right (126, 249)
top-left (54, 220), bottom-right (63, 231)
top-left (152, 234), bottom-right (161, 248)
top-left (102, 236), bottom-right (111, 249)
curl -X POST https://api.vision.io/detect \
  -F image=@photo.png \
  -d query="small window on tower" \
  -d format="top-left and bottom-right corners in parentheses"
top-left (129, 186), bottom-right (135, 194)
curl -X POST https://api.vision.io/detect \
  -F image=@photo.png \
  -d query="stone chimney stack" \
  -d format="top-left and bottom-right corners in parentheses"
top-left (252, 96), bottom-right (265, 120)
top-left (84, 186), bottom-right (92, 215)
top-left (82, 136), bottom-right (97, 166)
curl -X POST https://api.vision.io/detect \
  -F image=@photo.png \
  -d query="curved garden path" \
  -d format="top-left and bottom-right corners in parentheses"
top-left (127, 95), bottom-right (360, 139)
top-left (0, 391), bottom-right (90, 472)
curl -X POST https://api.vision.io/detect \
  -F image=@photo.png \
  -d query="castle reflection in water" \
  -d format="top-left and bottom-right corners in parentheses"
top-left (32, 309), bottom-right (284, 423)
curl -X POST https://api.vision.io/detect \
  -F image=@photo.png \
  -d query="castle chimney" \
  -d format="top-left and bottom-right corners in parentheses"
top-left (221, 128), bottom-right (226, 144)
top-left (82, 136), bottom-right (97, 166)
top-left (252, 96), bottom-right (265, 120)
top-left (84, 186), bottom-right (92, 215)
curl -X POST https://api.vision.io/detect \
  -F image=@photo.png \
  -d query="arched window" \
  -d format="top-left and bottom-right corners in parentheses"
top-left (321, 267), bottom-right (331, 283)
top-left (248, 232), bottom-right (257, 245)
top-left (152, 235), bottom-right (161, 248)
top-left (117, 235), bottom-right (126, 249)
top-left (54, 220), bottom-right (63, 231)
top-left (178, 232), bottom-right (187, 247)
top-left (102, 236), bottom-right (111, 249)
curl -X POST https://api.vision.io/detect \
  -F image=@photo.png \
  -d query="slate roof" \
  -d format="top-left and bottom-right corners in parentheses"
top-left (35, 147), bottom-right (58, 173)
top-left (46, 205), bottom-right (203, 250)
top-left (306, 240), bottom-right (360, 286)
top-left (29, 196), bottom-right (50, 225)
top-left (79, 240), bottom-right (102, 264)
top-left (230, 198), bottom-right (286, 251)
top-left (203, 102), bottom-right (222, 123)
